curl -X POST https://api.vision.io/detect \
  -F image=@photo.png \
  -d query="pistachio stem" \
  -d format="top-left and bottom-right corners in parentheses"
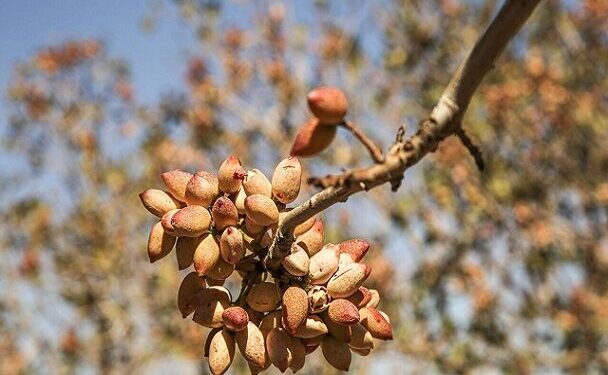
top-left (339, 121), bottom-right (384, 164)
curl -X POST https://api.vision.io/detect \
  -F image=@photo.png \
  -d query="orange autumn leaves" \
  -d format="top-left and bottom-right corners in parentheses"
top-left (35, 39), bottom-right (101, 75)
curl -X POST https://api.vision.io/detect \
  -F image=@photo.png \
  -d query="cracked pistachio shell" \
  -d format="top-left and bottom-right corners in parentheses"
top-left (160, 208), bottom-right (179, 236)
top-left (231, 186), bottom-right (246, 215)
top-left (338, 252), bottom-right (355, 269)
top-left (282, 287), bottom-right (308, 335)
top-left (264, 328), bottom-right (306, 373)
top-left (266, 328), bottom-right (291, 372)
top-left (218, 155), bottom-right (243, 194)
top-left (207, 256), bottom-right (234, 280)
top-left (244, 194), bottom-right (279, 226)
top-left (208, 329), bottom-right (235, 375)
top-left (247, 362), bottom-right (269, 375)
top-left (175, 236), bottom-right (197, 270)
top-left (308, 244), bottom-right (340, 285)
top-left (185, 171), bottom-right (219, 207)
top-left (219, 226), bottom-right (245, 265)
top-left (366, 289), bottom-right (380, 309)
top-left (359, 307), bottom-right (393, 340)
top-left (293, 315), bottom-right (328, 339)
top-left (271, 157), bottom-right (301, 204)
top-left (139, 189), bottom-right (181, 217)
top-left (246, 306), bottom-right (264, 326)
top-left (243, 169), bottom-right (272, 197)
top-left (290, 118), bottom-right (337, 157)
top-left (294, 218), bottom-right (316, 237)
top-left (278, 209), bottom-right (315, 237)
top-left (327, 262), bottom-right (370, 298)
top-left (206, 277), bottom-right (225, 287)
top-left (222, 306), bottom-right (249, 332)
top-left (246, 282), bottom-right (280, 312)
top-left (339, 239), bottom-right (370, 262)
top-left (147, 221), bottom-right (176, 263)
top-left (346, 286), bottom-right (372, 308)
top-left (212, 196), bottom-right (238, 231)
top-left (205, 328), bottom-right (222, 357)
top-left (380, 310), bottom-right (391, 323)
top-left (307, 86), bottom-right (348, 125)
top-left (301, 335), bottom-right (324, 348)
top-left (192, 286), bottom-right (231, 328)
top-left (177, 272), bottom-right (206, 318)
top-left (320, 310), bottom-right (352, 343)
top-left (171, 205), bottom-right (211, 237)
top-left (282, 243), bottom-right (310, 277)
top-left (259, 310), bottom-right (283, 337)
top-left (296, 219), bottom-right (324, 256)
top-left (321, 335), bottom-right (351, 372)
top-left (288, 336), bottom-right (306, 373)
top-left (161, 169), bottom-right (192, 203)
top-left (308, 285), bottom-right (331, 314)
top-left (304, 344), bottom-right (319, 355)
top-left (349, 323), bottom-right (374, 350)
top-left (193, 234), bottom-right (220, 276)
top-left (351, 347), bottom-right (371, 356)
top-left (236, 322), bottom-right (267, 369)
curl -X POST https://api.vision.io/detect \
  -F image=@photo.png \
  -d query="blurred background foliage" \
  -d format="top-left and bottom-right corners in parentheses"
top-left (1, 0), bottom-right (607, 374)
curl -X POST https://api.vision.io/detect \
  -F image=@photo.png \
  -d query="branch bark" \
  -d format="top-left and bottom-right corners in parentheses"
top-left (264, 0), bottom-right (542, 270)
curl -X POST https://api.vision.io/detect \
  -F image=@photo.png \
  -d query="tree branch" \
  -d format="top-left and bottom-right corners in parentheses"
top-left (264, 0), bottom-right (541, 270)
top-left (340, 121), bottom-right (384, 163)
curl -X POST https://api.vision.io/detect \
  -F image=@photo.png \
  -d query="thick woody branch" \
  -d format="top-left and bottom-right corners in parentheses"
top-left (264, 0), bottom-right (541, 270)
top-left (340, 121), bottom-right (384, 163)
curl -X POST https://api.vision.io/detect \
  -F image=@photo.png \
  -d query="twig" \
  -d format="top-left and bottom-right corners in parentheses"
top-left (455, 127), bottom-right (485, 171)
top-left (395, 124), bottom-right (406, 143)
top-left (340, 121), bottom-right (384, 163)
top-left (264, 0), bottom-right (541, 271)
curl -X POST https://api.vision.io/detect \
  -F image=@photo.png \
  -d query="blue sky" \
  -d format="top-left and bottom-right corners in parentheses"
top-left (0, 0), bottom-right (196, 113)
top-left (0, 0), bottom-right (384, 113)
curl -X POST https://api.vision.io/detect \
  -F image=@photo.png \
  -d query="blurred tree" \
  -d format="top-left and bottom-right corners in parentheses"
top-left (1, 0), bottom-right (607, 374)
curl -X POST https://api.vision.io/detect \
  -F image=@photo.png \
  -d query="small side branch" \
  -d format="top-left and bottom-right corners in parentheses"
top-left (455, 128), bottom-right (485, 171)
top-left (340, 121), bottom-right (384, 163)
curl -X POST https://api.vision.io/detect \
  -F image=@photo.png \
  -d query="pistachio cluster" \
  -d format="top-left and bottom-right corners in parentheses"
top-left (139, 88), bottom-right (392, 374)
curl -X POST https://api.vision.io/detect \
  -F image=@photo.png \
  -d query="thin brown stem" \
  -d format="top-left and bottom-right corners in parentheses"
top-left (340, 121), bottom-right (384, 163)
top-left (455, 127), bottom-right (485, 171)
top-left (264, 0), bottom-right (541, 271)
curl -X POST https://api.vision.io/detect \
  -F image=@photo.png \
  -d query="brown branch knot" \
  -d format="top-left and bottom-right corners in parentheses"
top-left (307, 171), bottom-right (354, 189)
